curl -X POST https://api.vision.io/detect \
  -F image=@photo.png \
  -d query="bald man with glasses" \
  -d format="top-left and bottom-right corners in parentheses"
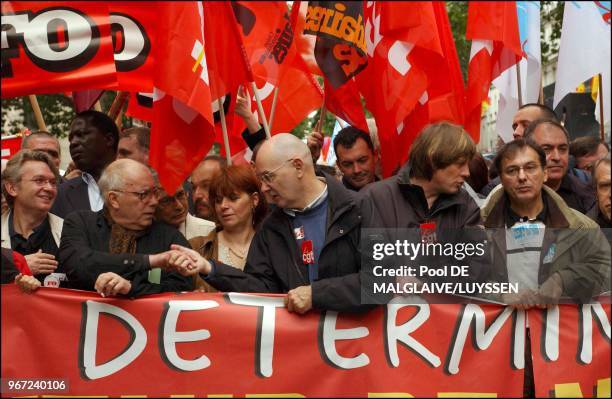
top-left (168, 133), bottom-right (369, 314)
top-left (59, 159), bottom-right (193, 298)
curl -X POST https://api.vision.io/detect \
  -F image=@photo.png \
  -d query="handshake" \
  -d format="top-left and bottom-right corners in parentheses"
top-left (94, 245), bottom-right (211, 298)
top-left (150, 244), bottom-right (212, 276)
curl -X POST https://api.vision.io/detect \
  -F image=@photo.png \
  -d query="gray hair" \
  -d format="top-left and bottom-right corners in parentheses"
top-left (1, 149), bottom-right (60, 208)
top-left (98, 158), bottom-right (154, 205)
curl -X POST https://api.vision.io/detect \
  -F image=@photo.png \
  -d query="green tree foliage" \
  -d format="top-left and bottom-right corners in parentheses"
top-left (540, 1), bottom-right (564, 65)
top-left (446, 1), bottom-right (470, 82)
top-left (2, 94), bottom-right (75, 137)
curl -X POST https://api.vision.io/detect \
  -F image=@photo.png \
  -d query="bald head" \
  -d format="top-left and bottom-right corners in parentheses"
top-left (257, 133), bottom-right (314, 171)
top-left (255, 133), bottom-right (323, 209)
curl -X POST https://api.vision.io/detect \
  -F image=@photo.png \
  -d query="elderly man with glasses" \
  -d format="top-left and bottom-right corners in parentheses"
top-left (58, 158), bottom-right (193, 298)
top-left (168, 133), bottom-right (368, 314)
top-left (1, 150), bottom-right (67, 288)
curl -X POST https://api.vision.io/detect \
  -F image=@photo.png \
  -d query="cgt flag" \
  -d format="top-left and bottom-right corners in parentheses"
top-left (149, 2), bottom-right (215, 195)
top-left (231, 1), bottom-right (323, 138)
top-left (361, 2), bottom-right (466, 177)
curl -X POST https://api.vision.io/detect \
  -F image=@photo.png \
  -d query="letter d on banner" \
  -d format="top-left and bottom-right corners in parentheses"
top-left (79, 301), bottom-right (147, 380)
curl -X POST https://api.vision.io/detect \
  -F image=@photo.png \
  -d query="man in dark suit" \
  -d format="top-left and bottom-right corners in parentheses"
top-left (51, 111), bottom-right (118, 218)
top-left (59, 158), bottom-right (193, 297)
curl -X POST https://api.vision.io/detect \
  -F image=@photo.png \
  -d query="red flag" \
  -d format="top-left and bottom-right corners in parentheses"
top-left (149, 3), bottom-right (215, 194)
top-left (71, 89), bottom-right (104, 113)
top-left (1, 2), bottom-right (117, 98)
top-left (232, 1), bottom-right (323, 136)
top-left (125, 91), bottom-right (153, 122)
top-left (232, 1), bottom-right (297, 85)
top-left (465, 1), bottom-right (521, 142)
top-left (299, 1), bottom-right (369, 132)
top-left (204, 1), bottom-right (254, 100)
top-left (360, 2), bottom-right (466, 176)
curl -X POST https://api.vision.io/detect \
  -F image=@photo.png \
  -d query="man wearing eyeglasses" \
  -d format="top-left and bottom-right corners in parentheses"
top-left (482, 139), bottom-right (609, 306)
top-left (168, 133), bottom-right (367, 314)
top-left (59, 159), bottom-right (194, 298)
top-left (154, 186), bottom-right (215, 240)
top-left (481, 138), bottom-right (610, 397)
top-left (1, 150), bottom-right (67, 288)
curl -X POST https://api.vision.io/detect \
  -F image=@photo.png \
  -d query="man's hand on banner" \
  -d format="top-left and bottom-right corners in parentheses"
top-left (502, 289), bottom-right (540, 310)
top-left (536, 273), bottom-right (563, 308)
top-left (94, 272), bottom-right (132, 297)
top-left (15, 274), bottom-right (41, 293)
top-left (285, 285), bottom-right (313, 314)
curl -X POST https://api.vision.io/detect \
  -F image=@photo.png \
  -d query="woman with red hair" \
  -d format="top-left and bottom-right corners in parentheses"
top-left (189, 164), bottom-right (267, 292)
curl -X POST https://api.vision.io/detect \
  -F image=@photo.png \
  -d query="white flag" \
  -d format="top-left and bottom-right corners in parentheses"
top-left (494, 1), bottom-right (541, 143)
top-left (554, 1), bottom-right (611, 126)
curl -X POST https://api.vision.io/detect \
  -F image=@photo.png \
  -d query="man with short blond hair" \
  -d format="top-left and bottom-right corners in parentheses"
top-left (117, 127), bottom-right (150, 165)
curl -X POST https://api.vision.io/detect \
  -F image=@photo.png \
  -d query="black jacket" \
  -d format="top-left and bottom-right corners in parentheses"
top-left (59, 210), bottom-right (193, 296)
top-left (51, 176), bottom-right (92, 219)
top-left (360, 163), bottom-right (482, 229)
top-left (359, 163), bottom-right (488, 289)
top-left (205, 173), bottom-right (368, 313)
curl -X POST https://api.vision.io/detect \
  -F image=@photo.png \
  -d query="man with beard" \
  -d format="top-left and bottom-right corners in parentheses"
top-left (190, 156), bottom-right (226, 222)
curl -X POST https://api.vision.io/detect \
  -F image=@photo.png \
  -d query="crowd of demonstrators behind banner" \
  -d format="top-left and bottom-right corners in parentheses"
top-left (167, 134), bottom-right (368, 314)
top-left (1, 2), bottom-right (611, 397)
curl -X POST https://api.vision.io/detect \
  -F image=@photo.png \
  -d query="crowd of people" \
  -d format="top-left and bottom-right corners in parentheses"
top-left (2, 100), bottom-right (610, 396)
top-left (1, 102), bottom-right (610, 310)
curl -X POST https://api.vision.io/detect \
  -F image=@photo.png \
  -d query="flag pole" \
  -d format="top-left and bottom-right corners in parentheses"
top-left (108, 91), bottom-right (129, 121)
top-left (515, 64), bottom-right (523, 107)
top-left (217, 97), bottom-right (232, 165)
top-left (250, 82), bottom-right (271, 139)
top-left (27, 95), bottom-right (47, 131)
top-left (598, 73), bottom-right (605, 141)
top-left (268, 87), bottom-right (280, 132)
top-left (315, 105), bottom-right (327, 133)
